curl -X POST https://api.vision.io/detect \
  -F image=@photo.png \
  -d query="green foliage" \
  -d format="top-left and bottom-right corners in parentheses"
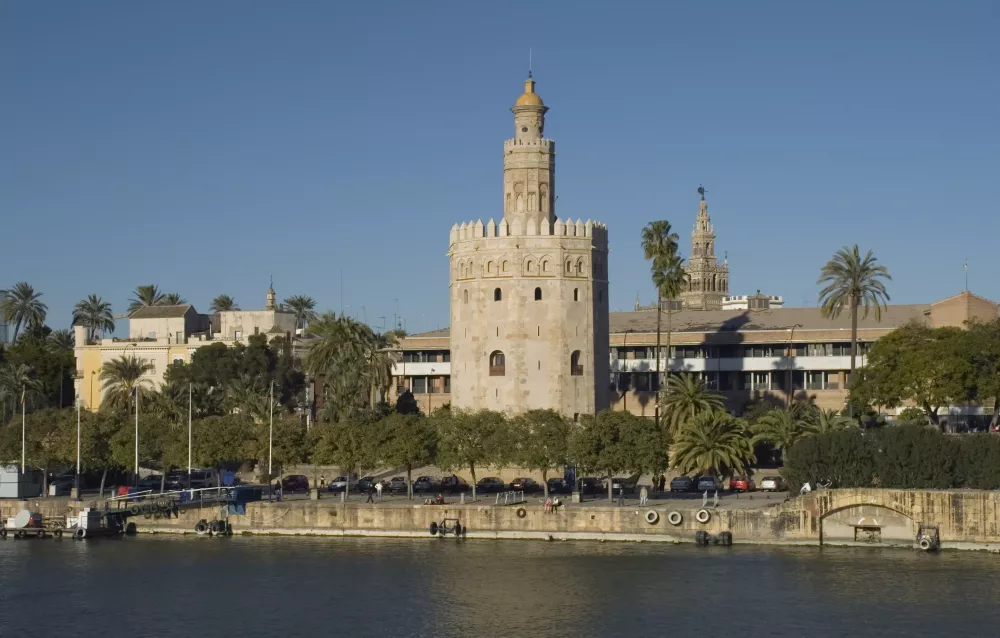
top-left (659, 373), bottom-right (725, 434)
top-left (100, 355), bottom-right (155, 413)
top-left (311, 419), bottom-right (379, 478)
top-left (896, 407), bottom-right (927, 425)
top-left (73, 294), bottom-right (116, 342)
top-left (283, 295), bottom-right (318, 330)
top-left (570, 410), bottom-right (669, 498)
top-left (379, 413), bottom-right (437, 497)
top-left (752, 407), bottom-right (816, 452)
top-left (784, 424), bottom-right (1000, 492)
top-left (210, 294), bottom-right (239, 313)
top-left (434, 408), bottom-right (508, 498)
top-left (128, 285), bottom-right (165, 314)
top-left (671, 409), bottom-right (754, 478)
top-left (512, 409), bottom-right (570, 496)
top-left (852, 322), bottom-right (976, 427)
top-left (2, 328), bottom-right (73, 410)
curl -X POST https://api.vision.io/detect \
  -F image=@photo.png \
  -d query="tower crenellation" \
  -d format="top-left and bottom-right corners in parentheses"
top-left (448, 75), bottom-right (610, 417)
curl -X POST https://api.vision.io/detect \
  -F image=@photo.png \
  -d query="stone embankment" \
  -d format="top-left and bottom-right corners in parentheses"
top-left (5, 488), bottom-right (1000, 550)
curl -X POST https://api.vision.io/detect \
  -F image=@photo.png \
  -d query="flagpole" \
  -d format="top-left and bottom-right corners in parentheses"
top-left (21, 385), bottom-right (26, 475)
top-left (76, 394), bottom-right (81, 499)
top-left (188, 382), bottom-right (193, 497)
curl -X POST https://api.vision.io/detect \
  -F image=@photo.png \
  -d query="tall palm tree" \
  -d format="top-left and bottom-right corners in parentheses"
top-left (817, 245), bottom-right (892, 381)
top-left (100, 355), bottom-right (154, 412)
top-left (161, 293), bottom-right (186, 305)
top-left (284, 295), bottom-right (318, 330)
top-left (672, 409), bottom-right (755, 478)
top-left (641, 221), bottom-right (683, 429)
top-left (0, 282), bottom-right (47, 340)
top-left (659, 372), bottom-right (726, 434)
top-left (306, 312), bottom-right (384, 420)
top-left (752, 407), bottom-right (817, 455)
top-left (73, 294), bottom-right (115, 342)
top-left (47, 329), bottom-right (74, 351)
top-left (128, 285), bottom-right (165, 315)
top-left (225, 374), bottom-right (268, 423)
top-left (210, 294), bottom-right (239, 313)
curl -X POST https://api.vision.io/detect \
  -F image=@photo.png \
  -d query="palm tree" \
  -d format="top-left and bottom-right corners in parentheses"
top-left (0, 282), bottom-right (47, 340)
top-left (210, 294), bottom-right (239, 313)
top-left (161, 293), bottom-right (186, 305)
top-left (128, 285), bottom-right (165, 314)
top-left (73, 294), bottom-right (115, 342)
top-left (816, 408), bottom-right (855, 433)
top-left (284, 295), bottom-right (318, 330)
top-left (47, 329), bottom-right (74, 351)
top-left (817, 245), bottom-right (892, 381)
top-left (306, 312), bottom-right (385, 420)
top-left (641, 221), bottom-right (685, 429)
top-left (0, 363), bottom-right (44, 418)
top-left (659, 372), bottom-right (726, 434)
top-left (225, 374), bottom-right (268, 422)
top-left (751, 407), bottom-right (817, 454)
top-left (100, 355), bottom-right (154, 412)
top-left (672, 409), bottom-right (755, 478)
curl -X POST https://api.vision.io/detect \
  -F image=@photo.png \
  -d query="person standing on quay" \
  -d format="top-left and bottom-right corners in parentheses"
top-left (366, 483), bottom-right (375, 504)
top-left (639, 485), bottom-right (649, 506)
top-left (375, 480), bottom-right (384, 502)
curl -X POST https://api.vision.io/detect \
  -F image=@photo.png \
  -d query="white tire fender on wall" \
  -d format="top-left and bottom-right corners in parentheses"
top-left (695, 509), bottom-right (711, 524)
top-left (644, 510), bottom-right (659, 525)
top-left (667, 511), bottom-right (683, 526)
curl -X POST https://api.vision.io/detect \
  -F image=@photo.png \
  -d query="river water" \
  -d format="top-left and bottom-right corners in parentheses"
top-left (1, 536), bottom-right (998, 637)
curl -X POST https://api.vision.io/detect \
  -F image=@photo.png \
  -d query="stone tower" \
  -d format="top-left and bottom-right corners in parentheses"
top-left (265, 279), bottom-right (277, 311)
top-left (680, 187), bottom-right (729, 310)
top-left (449, 75), bottom-right (610, 418)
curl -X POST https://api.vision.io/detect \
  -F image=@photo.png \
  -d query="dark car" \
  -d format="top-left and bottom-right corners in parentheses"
top-left (412, 476), bottom-right (438, 493)
top-left (356, 476), bottom-right (378, 492)
top-left (476, 477), bottom-right (507, 493)
top-left (546, 478), bottom-right (571, 495)
top-left (137, 475), bottom-right (167, 493)
top-left (604, 477), bottom-right (637, 495)
top-left (670, 476), bottom-right (697, 492)
top-left (510, 477), bottom-right (542, 493)
top-left (579, 477), bottom-right (601, 495)
top-left (439, 475), bottom-right (469, 493)
top-left (387, 476), bottom-right (408, 494)
top-left (281, 475), bottom-right (310, 493)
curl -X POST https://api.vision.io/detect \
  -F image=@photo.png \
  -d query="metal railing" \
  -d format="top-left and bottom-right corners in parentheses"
top-left (495, 490), bottom-right (525, 506)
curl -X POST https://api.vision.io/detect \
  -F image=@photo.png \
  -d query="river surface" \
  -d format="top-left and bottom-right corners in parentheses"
top-left (1, 536), bottom-right (998, 637)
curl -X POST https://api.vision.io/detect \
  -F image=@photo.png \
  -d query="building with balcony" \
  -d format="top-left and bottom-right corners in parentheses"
top-left (391, 290), bottom-right (999, 419)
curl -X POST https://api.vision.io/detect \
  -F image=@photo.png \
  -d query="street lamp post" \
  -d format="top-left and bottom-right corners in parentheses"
top-left (188, 382), bottom-right (193, 497)
top-left (20, 385), bottom-right (26, 475)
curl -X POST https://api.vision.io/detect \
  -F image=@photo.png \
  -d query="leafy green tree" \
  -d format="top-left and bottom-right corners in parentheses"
top-left (895, 407), bottom-right (927, 425)
top-left (161, 293), bottom-right (186, 305)
top-left (641, 221), bottom-right (684, 427)
top-left (128, 285), bottom-right (165, 314)
top-left (48, 329), bottom-right (74, 352)
top-left (817, 245), bottom-right (892, 381)
top-left (851, 322), bottom-right (975, 429)
top-left (434, 408), bottom-right (508, 501)
top-left (381, 412), bottom-right (437, 498)
top-left (251, 414), bottom-right (308, 479)
top-left (225, 374), bottom-right (269, 423)
top-left (659, 373), bottom-right (725, 434)
top-left (311, 419), bottom-right (379, 481)
top-left (816, 408), bottom-right (856, 433)
top-left (0, 282), bottom-right (47, 340)
top-left (73, 294), bottom-right (116, 342)
top-left (2, 327), bottom-right (70, 408)
top-left (782, 427), bottom-right (876, 493)
top-left (752, 407), bottom-right (817, 458)
top-left (672, 409), bottom-right (755, 479)
top-left (188, 414), bottom-right (252, 469)
top-left (100, 355), bottom-right (154, 413)
top-left (210, 294), bottom-right (239, 313)
top-left (512, 409), bottom-right (570, 497)
top-left (0, 363), bottom-right (44, 418)
top-left (570, 409), bottom-right (669, 501)
top-left (968, 319), bottom-right (1000, 430)
top-left (284, 295), bottom-right (318, 330)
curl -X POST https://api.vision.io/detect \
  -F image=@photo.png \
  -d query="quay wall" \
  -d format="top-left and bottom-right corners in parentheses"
top-left (5, 488), bottom-right (1000, 550)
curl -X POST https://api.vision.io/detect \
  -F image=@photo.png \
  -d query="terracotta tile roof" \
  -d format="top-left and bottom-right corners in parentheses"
top-left (130, 304), bottom-right (194, 319)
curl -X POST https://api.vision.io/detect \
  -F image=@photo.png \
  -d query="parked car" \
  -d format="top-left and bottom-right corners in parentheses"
top-left (356, 476), bottom-right (378, 492)
top-left (327, 476), bottom-right (353, 492)
top-left (387, 476), bottom-right (408, 493)
top-left (48, 473), bottom-right (76, 496)
top-left (696, 476), bottom-right (723, 492)
top-left (604, 477), bottom-right (637, 494)
top-left (669, 476), bottom-right (697, 492)
top-left (759, 476), bottom-right (787, 492)
top-left (510, 477), bottom-right (542, 493)
top-left (136, 475), bottom-right (167, 492)
top-left (546, 478), bottom-right (571, 495)
top-left (579, 477), bottom-right (601, 495)
top-left (412, 476), bottom-right (438, 493)
top-left (439, 475), bottom-right (469, 493)
top-left (476, 477), bottom-right (507, 493)
top-left (729, 476), bottom-right (755, 492)
top-left (281, 474), bottom-right (310, 493)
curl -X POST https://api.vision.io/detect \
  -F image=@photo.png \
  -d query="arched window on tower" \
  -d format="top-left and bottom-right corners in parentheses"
top-left (534, 287), bottom-right (542, 301)
top-left (463, 289), bottom-right (469, 304)
top-left (570, 350), bottom-right (583, 376)
top-left (489, 351), bottom-right (506, 376)
top-left (566, 260), bottom-right (572, 274)
top-left (494, 288), bottom-right (502, 302)
top-left (527, 260), bottom-right (534, 273)
top-left (573, 288), bottom-right (579, 301)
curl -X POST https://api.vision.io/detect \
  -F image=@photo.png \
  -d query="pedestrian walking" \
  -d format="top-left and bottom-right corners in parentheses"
top-left (617, 485), bottom-right (625, 507)
top-left (658, 475), bottom-right (666, 493)
top-left (639, 485), bottom-right (648, 506)
top-left (366, 484), bottom-right (375, 504)
top-left (375, 480), bottom-right (384, 502)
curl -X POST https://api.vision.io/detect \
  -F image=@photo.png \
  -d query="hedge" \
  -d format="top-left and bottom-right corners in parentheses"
top-left (783, 424), bottom-right (1000, 492)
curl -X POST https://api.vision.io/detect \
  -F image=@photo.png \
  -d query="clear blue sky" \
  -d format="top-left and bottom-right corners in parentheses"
top-left (2, 1), bottom-right (997, 335)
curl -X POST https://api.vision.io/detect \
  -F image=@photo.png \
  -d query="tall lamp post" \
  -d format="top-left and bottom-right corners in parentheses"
top-left (20, 384), bottom-right (26, 475)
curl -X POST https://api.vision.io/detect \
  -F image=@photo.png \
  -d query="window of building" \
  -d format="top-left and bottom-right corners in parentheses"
top-left (807, 343), bottom-right (831, 357)
top-left (489, 351), bottom-right (505, 376)
top-left (147, 331), bottom-right (156, 339)
top-left (573, 288), bottom-right (579, 301)
top-left (463, 289), bottom-right (469, 304)
top-left (234, 330), bottom-right (242, 340)
top-left (824, 371), bottom-right (841, 390)
top-left (634, 373), bottom-right (651, 392)
top-left (617, 372), bottom-right (632, 391)
top-left (443, 351), bottom-right (450, 362)
top-left (444, 376), bottom-right (451, 393)
top-left (718, 372), bottom-right (733, 391)
top-left (175, 331), bottom-right (183, 344)
top-left (172, 357), bottom-right (184, 367)
top-left (412, 376), bottom-right (427, 394)
top-left (704, 371), bottom-right (719, 390)
top-left (754, 372), bottom-right (769, 389)
top-left (494, 288), bottom-right (502, 301)
top-left (534, 287), bottom-right (542, 301)
top-left (527, 260), bottom-right (534, 273)
top-left (254, 326), bottom-right (259, 335)
top-left (807, 371), bottom-right (824, 390)
top-left (570, 350), bottom-right (583, 376)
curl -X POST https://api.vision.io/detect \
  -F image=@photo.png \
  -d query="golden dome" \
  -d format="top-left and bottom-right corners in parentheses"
top-left (515, 77), bottom-right (544, 106)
